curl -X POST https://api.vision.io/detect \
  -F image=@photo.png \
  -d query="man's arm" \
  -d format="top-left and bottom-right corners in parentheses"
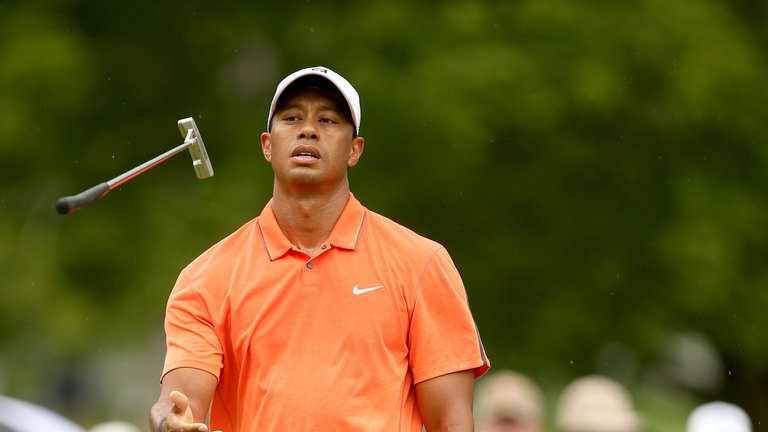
top-left (149, 367), bottom-right (218, 432)
top-left (416, 369), bottom-right (476, 432)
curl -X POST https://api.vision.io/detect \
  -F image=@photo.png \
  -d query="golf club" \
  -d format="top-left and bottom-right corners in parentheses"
top-left (56, 117), bottom-right (213, 215)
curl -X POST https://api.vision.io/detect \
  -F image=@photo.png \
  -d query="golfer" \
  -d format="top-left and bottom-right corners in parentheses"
top-left (149, 66), bottom-right (489, 432)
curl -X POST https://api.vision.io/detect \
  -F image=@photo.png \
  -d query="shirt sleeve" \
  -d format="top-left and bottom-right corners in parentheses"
top-left (408, 246), bottom-right (490, 384)
top-left (161, 270), bottom-right (224, 382)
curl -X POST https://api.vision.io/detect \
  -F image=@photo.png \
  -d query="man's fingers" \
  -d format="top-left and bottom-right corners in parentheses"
top-left (165, 391), bottom-right (207, 432)
top-left (167, 421), bottom-right (208, 432)
top-left (165, 416), bottom-right (208, 432)
top-left (169, 390), bottom-right (189, 413)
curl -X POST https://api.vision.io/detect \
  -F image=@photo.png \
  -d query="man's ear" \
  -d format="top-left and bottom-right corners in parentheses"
top-left (348, 136), bottom-right (364, 167)
top-left (261, 132), bottom-right (272, 162)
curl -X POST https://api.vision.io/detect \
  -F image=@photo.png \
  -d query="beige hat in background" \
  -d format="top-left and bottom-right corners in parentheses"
top-left (556, 375), bottom-right (642, 432)
top-left (475, 370), bottom-right (546, 422)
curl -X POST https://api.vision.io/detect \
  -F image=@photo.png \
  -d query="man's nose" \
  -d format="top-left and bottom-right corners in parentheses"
top-left (298, 120), bottom-right (318, 139)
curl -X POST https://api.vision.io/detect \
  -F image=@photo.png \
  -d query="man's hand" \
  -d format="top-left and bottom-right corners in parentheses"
top-left (164, 391), bottom-right (208, 432)
top-left (150, 368), bottom-right (217, 432)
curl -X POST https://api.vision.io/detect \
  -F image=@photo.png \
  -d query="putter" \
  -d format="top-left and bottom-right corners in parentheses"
top-left (56, 117), bottom-right (213, 214)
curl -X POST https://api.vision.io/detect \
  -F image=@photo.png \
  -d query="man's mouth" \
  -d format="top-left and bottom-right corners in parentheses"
top-left (294, 152), bottom-right (319, 159)
top-left (291, 145), bottom-right (320, 161)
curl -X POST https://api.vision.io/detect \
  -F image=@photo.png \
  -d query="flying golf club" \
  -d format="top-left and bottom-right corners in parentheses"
top-left (56, 117), bottom-right (213, 215)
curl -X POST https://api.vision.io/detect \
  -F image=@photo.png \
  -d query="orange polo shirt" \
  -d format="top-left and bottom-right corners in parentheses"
top-left (162, 193), bottom-right (489, 432)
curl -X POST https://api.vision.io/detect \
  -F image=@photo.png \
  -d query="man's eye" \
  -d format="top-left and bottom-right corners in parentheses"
top-left (284, 116), bottom-right (300, 121)
top-left (319, 117), bottom-right (335, 124)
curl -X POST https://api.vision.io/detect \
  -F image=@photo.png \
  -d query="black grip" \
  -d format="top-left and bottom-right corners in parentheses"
top-left (56, 182), bottom-right (110, 214)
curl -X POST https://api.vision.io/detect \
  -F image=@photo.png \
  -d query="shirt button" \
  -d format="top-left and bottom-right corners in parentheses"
top-left (307, 262), bottom-right (313, 269)
top-left (321, 244), bottom-right (327, 249)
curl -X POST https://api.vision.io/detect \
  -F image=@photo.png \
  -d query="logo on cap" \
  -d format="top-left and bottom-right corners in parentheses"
top-left (311, 67), bottom-right (328, 74)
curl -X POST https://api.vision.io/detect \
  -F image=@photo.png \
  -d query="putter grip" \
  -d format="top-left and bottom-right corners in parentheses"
top-left (56, 182), bottom-right (110, 214)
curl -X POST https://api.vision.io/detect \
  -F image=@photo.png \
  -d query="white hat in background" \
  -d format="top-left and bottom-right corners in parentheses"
top-left (267, 66), bottom-right (361, 135)
top-left (90, 421), bottom-right (140, 432)
top-left (686, 401), bottom-right (751, 432)
top-left (0, 394), bottom-right (87, 432)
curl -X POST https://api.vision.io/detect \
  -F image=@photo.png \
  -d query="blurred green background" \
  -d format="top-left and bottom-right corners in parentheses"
top-left (1, 0), bottom-right (767, 429)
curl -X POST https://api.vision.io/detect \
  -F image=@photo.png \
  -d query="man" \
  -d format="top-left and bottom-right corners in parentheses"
top-left (149, 66), bottom-right (489, 432)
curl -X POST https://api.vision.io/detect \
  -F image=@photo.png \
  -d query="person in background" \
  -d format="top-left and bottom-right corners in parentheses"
top-left (474, 370), bottom-right (546, 432)
top-left (555, 375), bottom-right (643, 432)
top-left (0, 394), bottom-right (88, 432)
top-left (90, 421), bottom-right (141, 432)
top-left (686, 401), bottom-right (752, 432)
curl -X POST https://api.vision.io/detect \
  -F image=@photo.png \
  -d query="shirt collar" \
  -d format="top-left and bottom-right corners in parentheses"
top-left (258, 193), bottom-right (365, 261)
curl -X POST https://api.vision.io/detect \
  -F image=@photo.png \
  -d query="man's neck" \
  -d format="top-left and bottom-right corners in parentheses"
top-left (271, 182), bottom-right (351, 256)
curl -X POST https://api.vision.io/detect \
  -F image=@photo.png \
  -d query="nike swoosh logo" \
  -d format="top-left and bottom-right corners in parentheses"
top-left (353, 285), bottom-right (384, 295)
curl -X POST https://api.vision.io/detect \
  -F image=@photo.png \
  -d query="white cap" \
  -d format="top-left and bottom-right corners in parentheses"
top-left (90, 421), bottom-right (141, 432)
top-left (686, 401), bottom-right (752, 432)
top-left (267, 66), bottom-right (361, 134)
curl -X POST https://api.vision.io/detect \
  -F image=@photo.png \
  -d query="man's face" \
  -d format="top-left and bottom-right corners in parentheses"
top-left (261, 86), bottom-right (363, 188)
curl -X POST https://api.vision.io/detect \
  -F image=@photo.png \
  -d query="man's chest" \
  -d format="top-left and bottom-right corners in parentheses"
top-left (224, 250), bottom-right (415, 365)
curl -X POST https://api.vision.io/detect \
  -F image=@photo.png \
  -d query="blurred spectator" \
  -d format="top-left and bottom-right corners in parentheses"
top-left (474, 369), bottom-right (546, 432)
top-left (89, 421), bottom-right (140, 432)
top-left (651, 332), bottom-right (724, 395)
top-left (0, 394), bottom-right (87, 432)
top-left (686, 401), bottom-right (751, 432)
top-left (555, 375), bottom-right (642, 432)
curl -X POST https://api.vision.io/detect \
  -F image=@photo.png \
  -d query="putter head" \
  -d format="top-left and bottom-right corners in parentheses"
top-left (177, 117), bottom-right (214, 179)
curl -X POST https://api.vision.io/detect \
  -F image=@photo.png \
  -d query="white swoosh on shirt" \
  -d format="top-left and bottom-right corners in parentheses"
top-left (352, 285), bottom-right (384, 295)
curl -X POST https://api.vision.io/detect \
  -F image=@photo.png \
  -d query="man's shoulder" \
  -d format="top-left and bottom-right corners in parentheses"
top-left (172, 216), bottom-right (268, 301)
top-left (363, 207), bottom-right (443, 254)
top-left (186, 216), bottom-right (263, 270)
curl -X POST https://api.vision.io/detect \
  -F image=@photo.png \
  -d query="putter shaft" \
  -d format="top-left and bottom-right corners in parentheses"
top-left (56, 118), bottom-right (212, 215)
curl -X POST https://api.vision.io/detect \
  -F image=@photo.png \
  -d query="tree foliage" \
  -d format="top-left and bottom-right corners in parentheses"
top-left (1, 0), bottom-right (767, 427)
